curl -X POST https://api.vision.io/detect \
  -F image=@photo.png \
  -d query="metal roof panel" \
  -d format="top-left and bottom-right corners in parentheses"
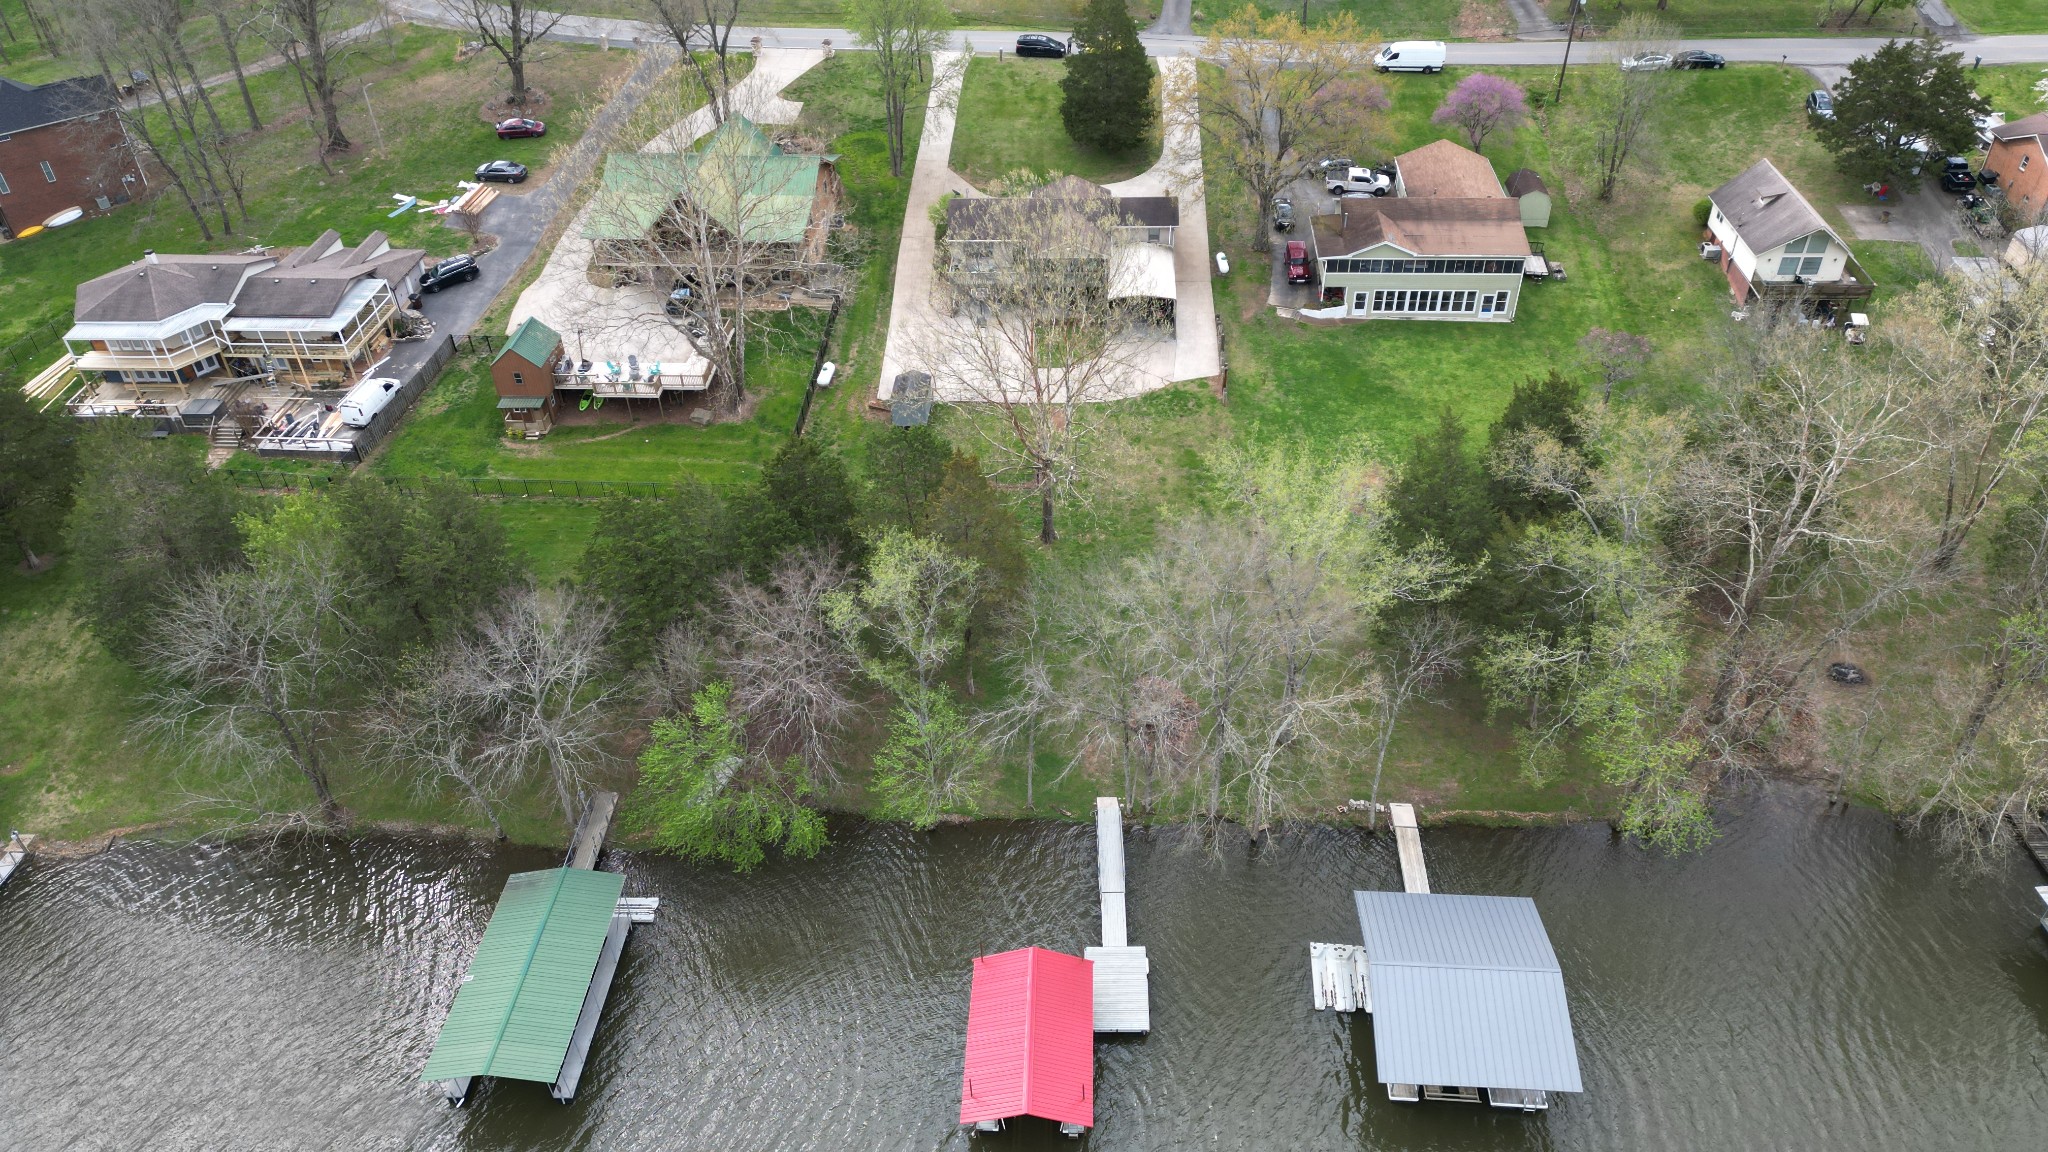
top-left (959, 947), bottom-right (1095, 1128)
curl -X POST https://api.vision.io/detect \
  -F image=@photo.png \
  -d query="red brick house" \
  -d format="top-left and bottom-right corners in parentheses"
top-left (0, 75), bottom-right (140, 239)
top-left (1985, 112), bottom-right (2048, 224)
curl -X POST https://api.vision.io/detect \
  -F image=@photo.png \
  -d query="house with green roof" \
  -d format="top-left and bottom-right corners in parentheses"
top-left (493, 315), bottom-right (562, 437)
top-left (581, 115), bottom-right (840, 279)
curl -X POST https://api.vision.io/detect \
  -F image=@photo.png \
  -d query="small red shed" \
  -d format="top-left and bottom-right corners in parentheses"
top-left (958, 946), bottom-right (1095, 1134)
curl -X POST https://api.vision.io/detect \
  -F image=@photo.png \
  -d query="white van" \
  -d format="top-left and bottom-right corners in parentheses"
top-left (338, 376), bottom-right (401, 427)
top-left (1374, 41), bottom-right (1446, 74)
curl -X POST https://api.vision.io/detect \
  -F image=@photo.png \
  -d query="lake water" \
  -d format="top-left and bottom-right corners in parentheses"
top-left (3, 785), bottom-right (2046, 1151)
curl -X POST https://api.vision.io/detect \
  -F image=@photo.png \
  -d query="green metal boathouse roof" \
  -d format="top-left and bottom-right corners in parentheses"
top-left (421, 866), bottom-right (626, 1084)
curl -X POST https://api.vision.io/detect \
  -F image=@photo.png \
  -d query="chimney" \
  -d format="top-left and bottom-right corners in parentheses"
top-left (144, 250), bottom-right (158, 265)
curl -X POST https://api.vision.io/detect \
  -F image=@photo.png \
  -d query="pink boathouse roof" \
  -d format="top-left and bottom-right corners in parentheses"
top-left (958, 946), bottom-right (1096, 1130)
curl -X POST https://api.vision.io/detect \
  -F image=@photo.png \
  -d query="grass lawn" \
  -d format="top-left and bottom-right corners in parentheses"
top-left (0, 0), bottom-right (382, 97)
top-left (949, 55), bottom-right (1157, 189)
top-left (1970, 64), bottom-right (2048, 121)
top-left (0, 24), bottom-right (631, 362)
top-left (1196, 0), bottom-right (1469, 38)
top-left (1948, 0), bottom-right (2048, 34)
top-left (1541, 0), bottom-right (1919, 37)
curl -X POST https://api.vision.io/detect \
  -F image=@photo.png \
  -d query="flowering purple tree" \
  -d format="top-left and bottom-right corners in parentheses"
top-left (1431, 73), bottom-right (1528, 153)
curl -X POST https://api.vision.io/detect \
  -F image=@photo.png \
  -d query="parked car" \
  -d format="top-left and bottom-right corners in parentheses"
top-left (1015, 33), bottom-right (1068, 59)
top-left (1373, 40), bottom-right (1445, 74)
top-left (474, 160), bottom-right (529, 184)
top-left (1284, 240), bottom-right (1311, 285)
top-left (1273, 195), bottom-right (1294, 232)
top-left (1942, 157), bottom-right (1978, 194)
top-left (1316, 156), bottom-right (1354, 174)
top-left (338, 377), bottom-right (401, 427)
top-left (1806, 90), bottom-right (1834, 120)
top-left (495, 117), bottom-right (546, 139)
top-left (1620, 53), bottom-right (1672, 72)
top-left (1675, 50), bottom-right (1725, 69)
top-left (420, 254), bottom-right (480, 293)
top-left (1975, 109), bottom-right (2007, 146)
top-left (1326, 166), bottom-right (1391, 196)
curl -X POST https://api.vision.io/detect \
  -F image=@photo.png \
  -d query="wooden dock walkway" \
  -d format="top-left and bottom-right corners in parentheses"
top-left (1390, 803), bottom-right (1430, 894)
top-left (566, 791), bottom-right (618, 871)
top-left (1086, 796), bottom-right (1150, 1033)
top-left (1, 832), bottom-right (33, 889)
top-left (2021, 826), bottom-right (2048, 878)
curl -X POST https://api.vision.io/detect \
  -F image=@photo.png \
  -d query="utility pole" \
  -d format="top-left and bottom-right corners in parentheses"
top-left (362, 81), bottom-right (384, 154)
top-left (1554, 0), bottom-right (1582, 105)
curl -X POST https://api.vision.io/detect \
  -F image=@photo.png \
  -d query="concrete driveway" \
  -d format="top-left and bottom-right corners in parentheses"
top-left (1837, 184), bottom-right (1972, 272)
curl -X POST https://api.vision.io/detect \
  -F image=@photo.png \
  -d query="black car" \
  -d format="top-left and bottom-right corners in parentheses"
top-left (420, 254), bottom-right (480, 293)
top-left (474, 160), bottom-right (529, 184)
top-left (1015, 33), bottom-right (1068, 59)
top-left (1675, 50), bottom-right (1725, 69)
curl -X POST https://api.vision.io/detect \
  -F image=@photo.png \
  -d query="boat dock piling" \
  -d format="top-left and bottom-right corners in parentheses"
top-left (566, 790), bottom-right (618, 870)
top-left (1085, 796), bottom-right (1150, 1033)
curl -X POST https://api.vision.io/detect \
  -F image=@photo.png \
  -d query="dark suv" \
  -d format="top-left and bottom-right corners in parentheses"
top-left (420, 254), bottom-right (480, 293)
top-left (1016, 33), bottom-right (1068, 59)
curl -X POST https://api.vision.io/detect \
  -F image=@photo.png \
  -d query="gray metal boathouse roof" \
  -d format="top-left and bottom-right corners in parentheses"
top-left (1353, 890), bottom-right (1583, 1093)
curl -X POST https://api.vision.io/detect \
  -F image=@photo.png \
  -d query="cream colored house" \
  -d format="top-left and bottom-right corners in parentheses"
top-left (1705, 159), bottom-right (1871, 305)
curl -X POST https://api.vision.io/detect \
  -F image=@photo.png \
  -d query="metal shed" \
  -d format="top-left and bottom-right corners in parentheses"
top-left (959, 946), bottom-right (1095, 1134)
top-left (1352, 890), bottom-right (1582, 1105)
top-left (421, 867), bottom-right (628, 1098)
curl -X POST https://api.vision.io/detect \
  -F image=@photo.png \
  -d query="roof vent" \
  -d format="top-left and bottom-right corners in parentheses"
top-left (144, 249), bottom-right (158, 265)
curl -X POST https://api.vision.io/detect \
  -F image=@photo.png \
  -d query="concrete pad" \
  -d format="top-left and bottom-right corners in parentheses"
top-left (878, 50), bottom-right (972, 399)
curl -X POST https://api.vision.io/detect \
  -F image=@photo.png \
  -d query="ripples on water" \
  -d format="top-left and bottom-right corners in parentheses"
top-left (2, 786), bottom-right (2046, 1151)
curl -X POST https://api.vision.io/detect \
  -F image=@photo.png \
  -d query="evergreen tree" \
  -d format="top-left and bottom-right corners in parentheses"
top-left (65, 428), bottom-right (244, 657)
top-left (864, 423), bottom-right (952, 530)
top-left (332, 477), bottom-right (513, 656)
top-left (735, 437), bottom-right (859, 577)
top-left (1060, 0), bottom-right (1155, 153)
top-left (1387, 408), bottom-right (1493, 564)
top-left (0, 385), bottom-right (78, 570)
top-left (1815, 36), bottom-right (1986, 192)
top-left (579, 483), bottom-right (730, 660)
top-left (1487, 369), bottom-right (1587, 522)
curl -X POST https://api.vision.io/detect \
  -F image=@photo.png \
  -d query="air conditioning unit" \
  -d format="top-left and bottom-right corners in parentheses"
top-left (95, 196), bottom-right (111, 210)
top-left (1700, 242), bottom-right (1723, 262)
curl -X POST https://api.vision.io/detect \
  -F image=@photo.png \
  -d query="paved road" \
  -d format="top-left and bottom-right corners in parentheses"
top-left (1148, 0), bottom-right (1193, 38)
top-left (387, 1), bottom-right (2048, 64)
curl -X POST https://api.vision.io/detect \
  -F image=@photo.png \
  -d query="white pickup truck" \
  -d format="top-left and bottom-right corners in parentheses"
top-left (1326, 166), bottom-right (1392, 196)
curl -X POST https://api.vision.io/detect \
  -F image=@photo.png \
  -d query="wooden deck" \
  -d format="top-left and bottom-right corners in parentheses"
top-left (0, 833), bottom-right (33, 889)
top-left (1092, 797), bottom-right (1150, 1032)
top-left (2020, 826), bottom-right (2048, 877)
top-left (566, 791), bottom-right (618, 871)
top-left (1389, 803), bottom-right (1430, 894)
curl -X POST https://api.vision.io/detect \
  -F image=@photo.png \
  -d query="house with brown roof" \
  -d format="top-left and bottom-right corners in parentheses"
top-left (54, 230), bottom-right (425, 420)
top-left (1705, 159), bottom-right (1871, 305)
top-left (943, 175), bottom-right (1182, 308)
top-left (0, 75), bottom-right (140, 239)
top-left (1309, 138), bottom-right (1531, 321)
top-left (1984, 112), bottom-right (2048, 222)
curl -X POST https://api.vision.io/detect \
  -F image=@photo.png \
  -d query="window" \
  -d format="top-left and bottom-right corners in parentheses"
top-left (0, 171), bottom-right (9, 196)
top-left (191, 354), bottom-right (220, 376)
top-left (39, 161), bottom-right (55, 183)
top-left (1353, 291), bottom-right (1369, 312)
top-left (2023, 154), bottom-right (2032, 173)
top-left (1777, 256), bottom-right (1802, 277)
top-left (512, 371), bottom-right (525, 387)
top-left (123, 369), bottom-right (175, 383)
top-left (1799, 256), bottom-right (1824, 276)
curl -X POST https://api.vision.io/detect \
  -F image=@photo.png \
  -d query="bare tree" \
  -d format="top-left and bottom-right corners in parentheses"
top-left (713, 548), bottom-right (863, 785)
top-left (459, 583), bottom-right (620, 829)
top-left (640, 618), bottom-right (712, 718)
top-left (1885, 262), bottom-right (2048, 568)
top-left (1577, 327), bottom-right (1652, 402)
top-left (365, 646), bottom-right (511, 839)
top-left (202, 0), bottom-right (264, 130)
top-left (1579, 14), bottom-right (1677, 201)
top-left (915, 187), bottom-right (1142, 543)
top-left (454, 0), bottom-right (563, 105)
top-left (1176, 8), bottom-right (1384, 246)
top-left (264, 0), bottom-right (352, 152)
top-left (1364, 612), bottom-right (1475, 828)
top-left (844, 0), bottom-right (951, 178)
top-left (140, 540), bottom-right (361, 825)
top-left (644, 0), bottom-right (745, 124)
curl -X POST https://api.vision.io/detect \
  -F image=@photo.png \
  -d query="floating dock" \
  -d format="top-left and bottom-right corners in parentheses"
top-left (1, 832), bottom-right (33, 889)
top-left (422, 792), bottom-right (656, 1105)
top-left (1085, 796), bottom-right (1151, 1033)
top-left (1311, 802), bottom-right (1582, 1113)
